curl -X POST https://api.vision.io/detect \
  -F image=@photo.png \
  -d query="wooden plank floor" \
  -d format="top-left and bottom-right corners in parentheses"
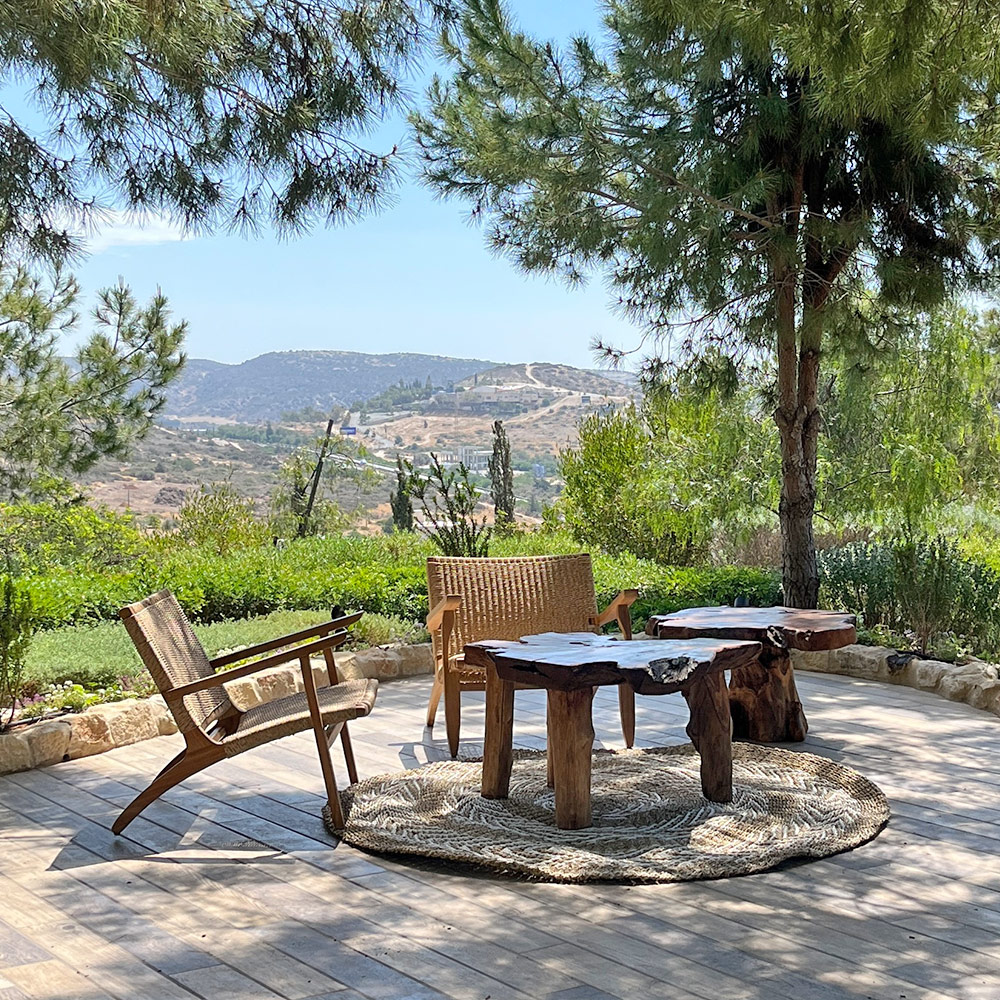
top-left (1, 671), bottom-right (999, 1000)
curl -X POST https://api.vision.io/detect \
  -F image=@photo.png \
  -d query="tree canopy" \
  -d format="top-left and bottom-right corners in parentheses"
top-left (2, 0), bottom-right (445, 263)
top-left (414, 0), bottom-right (1000, 605)
top-left (0, 268), bottom-right (185, 498)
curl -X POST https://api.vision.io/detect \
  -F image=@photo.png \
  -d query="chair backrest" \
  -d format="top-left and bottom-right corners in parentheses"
top-left (120, 589), bottom-right (234, 735)
top-left (426, 554), bottom-right (600, 658)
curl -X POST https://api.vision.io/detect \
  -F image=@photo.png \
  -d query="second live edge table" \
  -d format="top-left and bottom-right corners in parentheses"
top-left (646, 606), bottom-right (857, 743)
top-left (463, 631), bottom-right (761, 830)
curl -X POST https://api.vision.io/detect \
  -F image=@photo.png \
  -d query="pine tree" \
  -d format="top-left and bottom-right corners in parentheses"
top-left (0, 269), bottom-right (185, 498)
top-left (3, 0), bottom-right (446, 264)
top-left (488, 420), bottom-right (515, 530)
top-left (414, 0), bottom-right (1000, 606)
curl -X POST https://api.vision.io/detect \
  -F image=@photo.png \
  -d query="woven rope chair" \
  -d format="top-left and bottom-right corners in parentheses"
top-left (114, 590), bottom-right (377, 834)
top-left (425, 554), bottom-right (638, 757)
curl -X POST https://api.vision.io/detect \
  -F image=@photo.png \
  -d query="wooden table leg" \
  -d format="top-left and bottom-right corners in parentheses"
top-left (683, 670), bottom-right (733, 803)
top-left (728, 647), bottom-right (808, 743)
top-left (481, 666), bottom-right (515, 799)
top-left (547, 687), bottom-right (595, 829)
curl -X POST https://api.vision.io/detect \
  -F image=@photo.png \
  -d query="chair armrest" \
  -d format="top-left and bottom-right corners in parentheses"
top-left (172, 630), bottom-right (351, 698)
top-left (591, 589), bottom-right (640, 638)
top-left (209, 611), bottom-right (362, 668)
top-left (427, 595), bottom-right (461, 632)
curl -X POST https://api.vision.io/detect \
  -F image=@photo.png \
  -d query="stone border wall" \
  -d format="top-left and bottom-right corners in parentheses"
top-left (792, 645), bottom-right (1000, 717)
top-left (0, 643), bottom-right (434, 777)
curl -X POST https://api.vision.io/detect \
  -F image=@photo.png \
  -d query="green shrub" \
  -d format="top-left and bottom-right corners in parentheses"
top-left (0, 575), bottom-right (33, 728)
top-left (0, 501), bottom-right (148, 572)
top-left (820, 535), bottom-right (1000, 657)
top-left (173, 482), bottom-right (268, 555)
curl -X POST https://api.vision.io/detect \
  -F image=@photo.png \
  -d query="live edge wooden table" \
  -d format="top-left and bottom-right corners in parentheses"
top-left (645, 606), bottom-right (857, 743)
top-left (463, 632), bottom-right (761, 830)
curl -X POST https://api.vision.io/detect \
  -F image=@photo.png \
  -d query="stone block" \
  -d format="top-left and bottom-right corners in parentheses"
top-left (67, 712), bottom-right (113, 759)
top-left (86, 700), bottom-right (159, 747)
top-left (790, 649), bottom-right (832, 673)
top-left (20, 720), bottom-right (71, 767)
top-left (148, 698), bottom-right (179, 736)
top-left (350, 647), bottom-right (399, 679)
top-left (829, 644), bottom-right (890, 681)
top-left (911, 659), bottom-right (948, 691)
top-left (224, 676), bottom-right (264, 711)
top-left (395, 643), bottom-right (434, 676)
top-left (333, 651), bottom-right (362, 681)
top-left (256, 667), bottom-right (298, 703)
top-left (0, 732), bottom-right (33, 775)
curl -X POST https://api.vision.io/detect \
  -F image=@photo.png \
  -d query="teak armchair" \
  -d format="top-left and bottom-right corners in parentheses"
top-left (114, 590), bottom-right (377, 834)
top-left (425, 554), bottom-right (638, 757)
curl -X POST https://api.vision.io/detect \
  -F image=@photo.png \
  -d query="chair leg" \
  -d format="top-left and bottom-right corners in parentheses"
top-left (426, 670), bottom-right (444, 727)
top-left (339, 723), bottom-right (359, 785)
top-left (112, 747), bottom-right (209, 835)
top-left (311, 719), bottom-right (345, 829)
top-left (618, 684), bottom-right (636, 749)
top-left (444, 669), bottom-right (461, 759)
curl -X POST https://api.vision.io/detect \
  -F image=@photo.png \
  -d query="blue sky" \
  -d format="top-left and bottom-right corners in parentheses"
top-left (66, 2), bottom-right (639, 370)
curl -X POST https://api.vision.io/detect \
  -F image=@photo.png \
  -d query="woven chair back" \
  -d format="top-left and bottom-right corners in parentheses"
top-left (120, 589), bottom-right (233, 735)
top-left (426, 555), bottom-right (600, 656)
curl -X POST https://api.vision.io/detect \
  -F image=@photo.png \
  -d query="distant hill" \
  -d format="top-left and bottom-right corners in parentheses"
top-left (163, 350), bottom-right (496, 422)
top-left (456, 362), bottom-right (626, 396)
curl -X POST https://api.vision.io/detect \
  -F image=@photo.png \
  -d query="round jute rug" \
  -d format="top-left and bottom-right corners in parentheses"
top-left (331, 744), bottom-right (889, 883)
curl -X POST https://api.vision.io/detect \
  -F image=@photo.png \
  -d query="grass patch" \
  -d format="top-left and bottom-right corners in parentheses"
top-left (24, 609), bottom-right (428, 690)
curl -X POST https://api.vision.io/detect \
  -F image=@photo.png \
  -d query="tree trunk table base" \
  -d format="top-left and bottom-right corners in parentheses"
top-left (466, 632), bottom-right (761, 830)
top-left (646, 606), bottom-right (857, 744)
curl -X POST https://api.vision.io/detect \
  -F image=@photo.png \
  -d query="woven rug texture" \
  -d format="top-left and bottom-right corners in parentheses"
top-left (331, 744), bottom-right (889, 883)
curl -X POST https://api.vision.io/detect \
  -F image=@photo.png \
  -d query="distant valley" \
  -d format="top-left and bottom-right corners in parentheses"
top-left (83, 349), bottom-right (636, 526)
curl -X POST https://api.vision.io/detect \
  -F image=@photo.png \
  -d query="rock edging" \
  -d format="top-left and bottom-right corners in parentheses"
top-left (0, 642), bottom-right (434, 776)
top-left (792, 645), bottom-right (1000, 717)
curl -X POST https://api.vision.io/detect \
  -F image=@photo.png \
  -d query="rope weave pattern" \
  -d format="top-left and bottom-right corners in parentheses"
top-left (427, 555), bottom-right (600, 681)
top-left (223, 679), bottom-right (377, 756)
top-left (336, 745), bottom-right (890, 883)
top-left (120, 589), bottom-right (231, 734)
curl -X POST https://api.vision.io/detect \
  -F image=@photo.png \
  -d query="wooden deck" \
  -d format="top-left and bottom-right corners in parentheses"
top-left (0, 671), bottom-right (999, 1000)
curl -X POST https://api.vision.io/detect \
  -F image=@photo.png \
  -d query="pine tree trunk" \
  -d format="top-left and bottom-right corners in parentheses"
top-left (774, 272), bottom-right (822, 610)
top-left (777, 417), bottom-right (819, 608)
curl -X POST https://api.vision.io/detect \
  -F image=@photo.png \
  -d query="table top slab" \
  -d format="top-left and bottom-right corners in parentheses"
top-left (645, 605), bottom-right (857, 651)
top-left (464, 631), bottom-right (762, 694)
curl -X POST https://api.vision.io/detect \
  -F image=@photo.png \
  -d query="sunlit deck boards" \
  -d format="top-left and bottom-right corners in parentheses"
top-left (0, 671), bottom-right (999, 1000)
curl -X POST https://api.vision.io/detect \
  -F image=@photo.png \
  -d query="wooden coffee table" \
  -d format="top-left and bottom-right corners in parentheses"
top-left (645, 606), bottom-right (857, 743)
top-left (463, 632), bottom-right (761, 830)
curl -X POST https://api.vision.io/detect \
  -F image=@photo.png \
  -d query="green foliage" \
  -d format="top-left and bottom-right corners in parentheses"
top-left (820, 536), bottom-right (1000, 657)
top-left (390, 456), bottom-right (415, 531)
top-left (488, 420), bottom-right (515, 530)
top-left (365, 378), bottom-right (438, 411)
top-left (404, 455), bottom-right (491, 556)
top-left (269, 447), bottom-right (353, 539)
top-left (2, 0), bottom-right (446, 264)
top-left (821, 308), bottom-right (1000, 530)
top-left (0, 270), bottom-right (185, 498)
top-left (560, 376), bottom-right (776, 564)
top-left (0, 576), bottom-right (33, 728)
top-left (174, 483), bottom-right (268, 555)
top-left (0, 501), bottom-right (148, 572)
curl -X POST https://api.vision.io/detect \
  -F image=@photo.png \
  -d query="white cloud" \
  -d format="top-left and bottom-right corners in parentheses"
top-left (82, 210), bottom-right (190, 253)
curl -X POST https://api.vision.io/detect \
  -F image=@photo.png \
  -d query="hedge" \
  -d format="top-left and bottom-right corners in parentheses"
top-left (22, 534), bottom-right (780, 632)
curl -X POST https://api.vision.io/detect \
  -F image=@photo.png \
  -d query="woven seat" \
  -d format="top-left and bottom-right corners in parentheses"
top-left (224, 679), bottom-right (377, 756)
top-left (425, 555), bottom-right (638, 757)
top-left (113, 589), bottom-right (375, 834)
